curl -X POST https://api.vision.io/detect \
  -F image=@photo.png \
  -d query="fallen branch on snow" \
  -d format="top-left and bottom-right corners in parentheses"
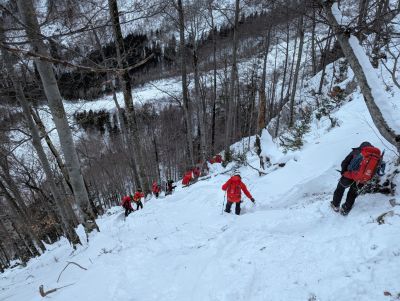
top-left (57, 261), bottom-right (87, 283)
top-left (39, 283), bottom-right (74, 297)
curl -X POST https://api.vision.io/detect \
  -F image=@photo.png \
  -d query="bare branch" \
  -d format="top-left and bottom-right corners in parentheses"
top-left (57, 261), bottom-right (87, 283)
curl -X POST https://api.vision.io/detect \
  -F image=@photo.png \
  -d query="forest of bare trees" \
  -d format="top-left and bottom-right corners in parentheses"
top-left (0, 0), bottom-right (399, 270)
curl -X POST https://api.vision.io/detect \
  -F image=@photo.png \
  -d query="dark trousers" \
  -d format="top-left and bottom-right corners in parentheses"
top-left (136, 201), bottom-right (143, 210)
top-left (332, 176), bottom-right (363, 211)
top-left (124, 207), bottom-right (133, 217)
top-left (225, 201), bottom-right (241, 215)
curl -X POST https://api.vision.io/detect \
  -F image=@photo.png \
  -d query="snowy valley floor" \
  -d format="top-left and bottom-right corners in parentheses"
top-left (1, 96), bottom-right (400, 301)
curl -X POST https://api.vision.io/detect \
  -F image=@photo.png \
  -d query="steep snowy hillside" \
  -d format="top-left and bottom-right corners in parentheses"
top-left (1, 77), bottom-right (400, 300)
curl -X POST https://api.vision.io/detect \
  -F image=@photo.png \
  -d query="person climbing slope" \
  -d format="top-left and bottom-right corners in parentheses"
top-left (152, 182), bottom-right (161, 198)
top-left (182, 170), bottom-right (193, 186)
top-left (133, 188), bottom-right (145, 210)
top-left (331, 141), bottom-right (383, 216)
top-left (222, 170), bottom-right (255, 215)
top-left (165, 179), bottom-right (176, 195)
top-left (121, 195), bottom-right (134, 217)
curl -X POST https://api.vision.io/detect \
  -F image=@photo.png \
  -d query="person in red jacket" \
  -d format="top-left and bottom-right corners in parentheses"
top-left (121, 195), bottom-right (134, 217)
top-left (193, 166), bottom-right (201, 178)
top-left (222, 171), bottom-right (255, 215)
top-left (182, 170), bottom-right (193, 186)
top-left (133, 188), bottom-right (145, 210)
top-left (152, 182), bottom-right (161, 198)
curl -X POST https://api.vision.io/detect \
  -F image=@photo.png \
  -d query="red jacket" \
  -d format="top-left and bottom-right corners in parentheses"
top-left (133, 191), bottom-right (144, 202)
top-left (121, 195), bottom-right (133, 209)
top-left (182, 171), bottom-right (193, 185)
top-left (210, 155), bottom-right (223, 164)
top-left (152, 182), bottom-right (160, 193)
top-left (222, 176), bottom-right (253, 203)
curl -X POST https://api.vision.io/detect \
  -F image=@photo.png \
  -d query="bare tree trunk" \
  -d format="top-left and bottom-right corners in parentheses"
top-left (108, 0), bottom-right (148, 191)
top-left (17, 0), bottom-right (99, 234)
top-left (90, 19), bottom-right (139, 186)
top-left (29, 109), bottom-right (80, 226)
top-left (321, 1), bottom-right (400, 153)
top-left (357, 0), bottom-right (369, 39)
top-left (224, 0), bottom-right (240, 154)
top-left (90, 24), bottom-right (129, 145)
top-left (176, 0), bottom-right (195, 167)
top-left (275, 23), bottom-right (290, 137)
top-left (209, 3), bottom-right (217, 155)
top-left (8, 74), bottom-right (81, 246)
top-left (311, 7), bottom-right (317, 76)
top-left (289, 15), bottom-right (305, 127)
top-left (268, 37), bottom-right (279, 124)
top-left (1, 14), bottom-right (80, 246)
top-left (257, 28), bottom-right (271, 134)
top-left (317, 29), bottom-right (333, 96)
top-left (371, 0), bottom-right (389, 68)
top-left (30, 109), bottom-right (73, 192)
top-left (193, 45), bottom-right (207, 162)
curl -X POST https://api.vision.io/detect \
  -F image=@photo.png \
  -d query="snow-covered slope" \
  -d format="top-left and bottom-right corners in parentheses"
top-left (1, 84), bottom-right (400, 301)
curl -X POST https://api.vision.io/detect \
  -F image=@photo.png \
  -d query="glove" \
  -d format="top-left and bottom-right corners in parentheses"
top-left (251, 198), bottom-right (255, 203)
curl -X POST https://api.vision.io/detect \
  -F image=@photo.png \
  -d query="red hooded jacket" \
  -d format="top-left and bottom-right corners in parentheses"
top-left (152, 182), bottom-right (160, 193)
top-left (121, 195), bottom-right (133, 209)
top-left (182, 171), bottom-right (193, 186)
top-left (133, 191), bottom-right (144, 202)
top-left (222, 175), bottom-right (253, 203)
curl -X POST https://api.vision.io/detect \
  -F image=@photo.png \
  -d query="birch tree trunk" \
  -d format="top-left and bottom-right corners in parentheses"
top-left (17, 0), bottom-right (98, 234)
top-left (0, 37), bottom-right (81, 246)
top-left (7, 70), bottom-right (81, 246)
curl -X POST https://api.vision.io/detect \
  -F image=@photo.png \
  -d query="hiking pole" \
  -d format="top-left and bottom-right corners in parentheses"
top-left (221, 191), bottom-right (226, 215)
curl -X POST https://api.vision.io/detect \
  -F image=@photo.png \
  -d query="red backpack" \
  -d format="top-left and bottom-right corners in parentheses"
top-left (350, 146), bottom-right (381, 183)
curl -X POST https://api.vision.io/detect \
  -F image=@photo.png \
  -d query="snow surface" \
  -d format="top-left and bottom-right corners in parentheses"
top-left (1, 89), bottom-right (400, 301)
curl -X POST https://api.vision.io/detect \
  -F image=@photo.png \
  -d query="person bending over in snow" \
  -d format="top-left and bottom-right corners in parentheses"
top-left (133, 188), bottom-right (145, 210)
top-left (165, 180), bottom-right (176, 195)
top-left (331, 141), bottom-right (383, 216)
top-left (222, 170), bottom-right (255, 215)
top-left (121, 195), bottom-right (134, 217)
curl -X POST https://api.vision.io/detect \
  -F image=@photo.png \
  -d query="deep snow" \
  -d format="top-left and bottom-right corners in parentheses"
top-left (1, 89), bottom-right (400, 301)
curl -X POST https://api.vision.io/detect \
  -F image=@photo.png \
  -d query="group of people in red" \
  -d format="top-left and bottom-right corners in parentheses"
top-left (182, 155), bottom-right (223, 186)
top-left (122, 180), bottom-right (176, 216)
top-left (182, 167), bottom-right (201, 186)
top-left (121, 188), bottom-right (145, 217)
top-left (121, 141), bottom-right (385, 218)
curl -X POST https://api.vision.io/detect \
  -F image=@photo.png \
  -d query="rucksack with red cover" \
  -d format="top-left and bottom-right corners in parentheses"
top-left (348, 146), bottom-right (381, 183)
